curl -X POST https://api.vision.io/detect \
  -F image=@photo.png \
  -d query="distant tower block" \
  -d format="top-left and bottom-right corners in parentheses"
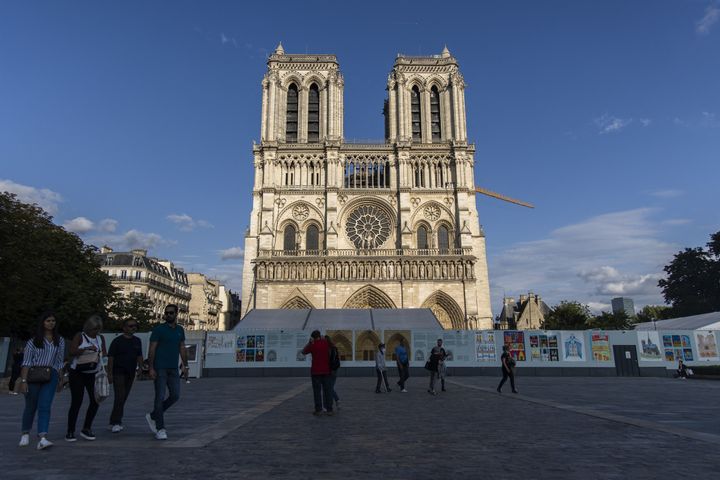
top-left (241, 46), bottom-right (492, 329)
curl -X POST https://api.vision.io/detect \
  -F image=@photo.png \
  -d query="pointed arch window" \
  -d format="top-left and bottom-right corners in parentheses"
top-left (308, 84), bottom-right (320, 142)
top-left (306, 225), bottom-right (319, 252)
top-left (283, 224), bottom-right (297, 251)
top-left (438, 225), bottom-right (450, 253)
top-left (411, 86), bottom-right (422, 142)
top-left (430, 86), bottom-right (442, 142)
top-left (417, 225), bottom-right (429, 250)
top-left (286, 84), bottom-right (298, 142)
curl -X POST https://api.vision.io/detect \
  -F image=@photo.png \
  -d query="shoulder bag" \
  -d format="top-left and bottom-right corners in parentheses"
top-left (75, 334), bottom-right (100, 372)
top-left (94, 350), bottom-right (110, 403)
top-left (27, 366), bottom-right (52, 384)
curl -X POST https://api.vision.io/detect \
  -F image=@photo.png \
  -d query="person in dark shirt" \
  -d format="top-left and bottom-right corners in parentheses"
top-left (8, 348), bottom-right (24, 394)
top-left (107, 318), bottom-right (144, 433)
top-left (497, 345), bottom-right (518, 394)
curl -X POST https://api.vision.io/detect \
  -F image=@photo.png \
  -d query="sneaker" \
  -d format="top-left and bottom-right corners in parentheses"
top-left (18, 434), bottom-right (30, 447)
top-left (375, 389), bottom-right (382, 394)
top-left (387, 389), bottom-right (392, 393)
top-left (497, 388), bottom-right (502, 394)
top-left (80, 429), bottom-right (96, 441)
top-left (401, 389), bottom-right (408, 393)
top-left (36, 437), bottom-right (53, 450)
top-left (145, 413), bottom-right (157, 434)
top-left (10, 391), bottom-right (18, 395)
top-left (325, 410), bottom-right (335, 416)
top-left (512, 389), bottom-right (519, 394)
top-left (155, 429), bottom-right (167, 440)
top-left (111, 425), bottom-right (123, 433)
top-left (65, 432), bottom-right (77, 442)
top-left (312, 410), bottom-right (322, 416)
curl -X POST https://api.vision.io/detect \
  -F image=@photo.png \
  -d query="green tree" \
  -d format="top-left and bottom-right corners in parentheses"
top-left (542, 301), bottom-right (591, 330)
top-left (635, 305), bottom-right (673, 323)
top-left (589, 311), bottom-right (631, 330)
top-left (658, 231), bottom-right (720, 317)
top-left (0, 192), bottom-right (116, 338)
top-left (106, 294), bottom-right (155, 332)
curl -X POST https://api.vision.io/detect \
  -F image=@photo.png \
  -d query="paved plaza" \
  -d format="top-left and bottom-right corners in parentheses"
top-left (2, 374), bottom-right (719, 479)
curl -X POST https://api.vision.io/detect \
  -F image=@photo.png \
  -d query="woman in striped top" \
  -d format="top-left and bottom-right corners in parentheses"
top-left (17, 311), bottom-right (66, 450)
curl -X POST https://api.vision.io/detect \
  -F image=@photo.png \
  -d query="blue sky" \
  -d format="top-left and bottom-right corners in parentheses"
top-left (2, 1), bottom-right (719, 314)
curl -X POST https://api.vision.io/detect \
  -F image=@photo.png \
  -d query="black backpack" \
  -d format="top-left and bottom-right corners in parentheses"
top-left (329, 347), bottom-right (341, 371)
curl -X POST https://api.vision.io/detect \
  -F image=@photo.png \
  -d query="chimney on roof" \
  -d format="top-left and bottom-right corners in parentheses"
top-left (519, 294), bottom-right (528, 304)
top-left (131, 249), bottom-right (147, 257)
top-left (100, 245), bottom-right (113, 254)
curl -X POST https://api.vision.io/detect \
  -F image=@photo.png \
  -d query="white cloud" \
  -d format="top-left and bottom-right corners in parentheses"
top-left (639, 118), bottom-right (652, 127)
top-left (594, 114), bottom-right (632, 134)
top-left (63, 216), bottom-right (95, 233)
top-left (662, 218), bottom-right (692, 226)
top-left (86, 229), bottom-right (173, 252)
top-left (0, 179), bottom-right (63, 215)
top-left (98, 218), bottom-right (118, 232)
top-left (696, 4), bottom-right (720, 35)
top-left (220, 247), bottom-right (244, 260)
top-left (221, 33), bottom-right (229, 44)
top-left (648, 189), bottom-right (683, 198)
top-left (166, 213), bottom-right (214, 232)
top-left (587, 302), bottom-right (611, 314)
top-left (489, 208), bottom-right (676, 314)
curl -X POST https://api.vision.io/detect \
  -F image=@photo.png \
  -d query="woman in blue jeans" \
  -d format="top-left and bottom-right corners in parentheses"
top-left (17, 311), bottom-right (66, 450)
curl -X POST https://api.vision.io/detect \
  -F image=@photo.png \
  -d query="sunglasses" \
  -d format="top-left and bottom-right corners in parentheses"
top-left (126, 324), bottom-right (138, 328)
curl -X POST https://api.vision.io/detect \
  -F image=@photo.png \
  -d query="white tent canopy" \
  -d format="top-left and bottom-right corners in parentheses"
top-left (634, 311), bottom-right (720, 331)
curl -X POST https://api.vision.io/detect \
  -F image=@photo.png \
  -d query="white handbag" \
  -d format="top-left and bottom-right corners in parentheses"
top-left (94, 351), bottom-right (110, 403)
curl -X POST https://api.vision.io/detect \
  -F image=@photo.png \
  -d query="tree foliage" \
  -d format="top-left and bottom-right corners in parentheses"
top-left (658, 231), bottom-right (720, 317)
top-left (635, 305), bottom-right (673, 323)
top-left (542, 301), bottom-right (591, 330)
top-left (0, 192), bottom-right (116, 338)
top-left (589, 311), bottom-right (632, 330)
top-left (106, 294), bottom-right (155, 332)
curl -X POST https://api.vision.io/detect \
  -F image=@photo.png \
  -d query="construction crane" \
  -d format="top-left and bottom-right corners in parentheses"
top-left (475, 186), bottom-right (534, 209)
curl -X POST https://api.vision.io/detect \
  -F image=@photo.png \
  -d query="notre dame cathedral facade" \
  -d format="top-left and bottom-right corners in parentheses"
top-left (240, 44), bottom-right (492, 329)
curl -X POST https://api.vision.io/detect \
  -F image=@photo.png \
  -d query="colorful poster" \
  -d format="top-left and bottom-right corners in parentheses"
top-left (663, 334), bottom-right (692, 362)
top-left (236, 335), bottom-right (266, 363)
top-left (475, 332), bottom-right (496, 361)
top-left (637, 331), bottom-right (662, 361)
top-left (529, 333), bottom-right (559, 362)
top-left (591, 333), bottom-right (611, 362)
top-left (503, 331), bottom-right (526, 362)
top-left (695, 332), bottom-right (718, 361)
top-left (206, 332), bottom-right (236, 354)
top-left (561, 332), bottom-right (585, 361)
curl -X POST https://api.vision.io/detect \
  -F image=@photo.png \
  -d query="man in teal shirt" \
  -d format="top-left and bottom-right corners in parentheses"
top-left (145, 304), bottom-right (188, 440)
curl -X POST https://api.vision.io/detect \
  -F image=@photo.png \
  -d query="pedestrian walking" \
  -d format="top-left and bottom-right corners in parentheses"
top-left (375, 343), bottom-right (391, 393)
top-left (394, 339), bottom-right (409, 392)
top-left (8, 347), bottom-right (24, 395)
top-left (302, 330), bottom-right (334, 416)
top-left (107, 318), bottom-right (144, 433)
top-left (428, 338), bottom-right (446, 395)
top-left (497, 345), bottom-right (518, 394)
top-left (146, 304), bottom-right (188, 440)
top-left (17, 311), bottom-right (66, 450)
top-left (66, 314), bottom-right (107, 442)
top-left (326, 335), bottom-right (341, 410)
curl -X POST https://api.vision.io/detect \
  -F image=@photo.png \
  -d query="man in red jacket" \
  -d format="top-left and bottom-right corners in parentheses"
top-left (302, 330), bottom-right (334, 416)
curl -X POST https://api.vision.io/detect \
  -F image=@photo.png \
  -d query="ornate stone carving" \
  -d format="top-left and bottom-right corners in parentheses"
top-left (444, 197), bottom-right (454, 206)
top-left (423, 204), bottom-right (441, 221)
top-left (338, 194), bottom-right (348, 205)
top-left (315, 198), bottom-right (325, 208)
top-left (275, 198), bottom-right (286, 207)
top-left (410, 197), bottom-right (421, 208)
top-left (345, 205), bottom-right (391, 250)
top-left (292, 203), bottom-right (310, 221)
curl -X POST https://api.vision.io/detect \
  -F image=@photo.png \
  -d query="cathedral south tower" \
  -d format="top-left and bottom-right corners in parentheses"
top-left (241, 45), bottom-right (492, 329)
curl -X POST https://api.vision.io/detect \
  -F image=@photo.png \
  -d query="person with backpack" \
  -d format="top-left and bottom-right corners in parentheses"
top-left (325, 335), bottom-right (341, 410)
top-left (497, 344), bottom-right (518, 394)
top-left (17, 311), bottom-right (66, 450)
top-left (66, 314), bottom-right (107, 442)
top-left (375, 343), bottom-right (391, 393)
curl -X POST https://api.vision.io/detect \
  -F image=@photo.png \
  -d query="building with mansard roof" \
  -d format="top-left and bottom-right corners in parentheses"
top-left (240, 45), bottom-right (492, 329)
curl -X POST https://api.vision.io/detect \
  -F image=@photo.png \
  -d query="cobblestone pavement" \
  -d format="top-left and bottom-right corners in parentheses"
top-left (2, 374), bottom-right (719, 479)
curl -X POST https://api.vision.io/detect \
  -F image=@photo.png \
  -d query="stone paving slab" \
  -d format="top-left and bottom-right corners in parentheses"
top-left (1, 375), bottom-right (719, 479)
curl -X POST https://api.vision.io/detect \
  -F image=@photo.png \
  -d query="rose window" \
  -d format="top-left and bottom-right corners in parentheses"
top-left (345, 205), bottom-right (391, 250)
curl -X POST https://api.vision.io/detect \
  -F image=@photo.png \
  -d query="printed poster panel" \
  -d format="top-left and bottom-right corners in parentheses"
top-left (662, 334), bottom-right (694, 362)
top-left (695, 331), bottom-right (719, 361)
top-left (235, 334), bottom-right (266, 363)
top-left (412, 331), bottom-right (438, 362)
top-left (475, 332), bottom-right (496, 361)
top-left (263, 331), bottom-right (305, 363)
top-left (637, 331), bottom-right (662, 361)
top-left (503, 331), bottom-right (526, 362)
top-left (206, 332), bottom-right (236, 354)
top-left (529, 333), bottom-right (559, 362)
top-left (439, 330), bottom-right (473, 361)
top-left (591, 333), bottom-right (611, 362)
top-left (561, 332), bottom-right (585, 361)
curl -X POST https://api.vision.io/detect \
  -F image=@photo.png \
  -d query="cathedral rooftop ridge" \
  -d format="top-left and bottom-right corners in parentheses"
top-left (268, 51), bottom-right (338, 65)
top-left (394, 50), bottom-right (457, 67)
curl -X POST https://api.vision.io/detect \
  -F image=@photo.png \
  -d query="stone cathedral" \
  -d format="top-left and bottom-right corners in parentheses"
top-left (240, 44), bottom-right (492, 329)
